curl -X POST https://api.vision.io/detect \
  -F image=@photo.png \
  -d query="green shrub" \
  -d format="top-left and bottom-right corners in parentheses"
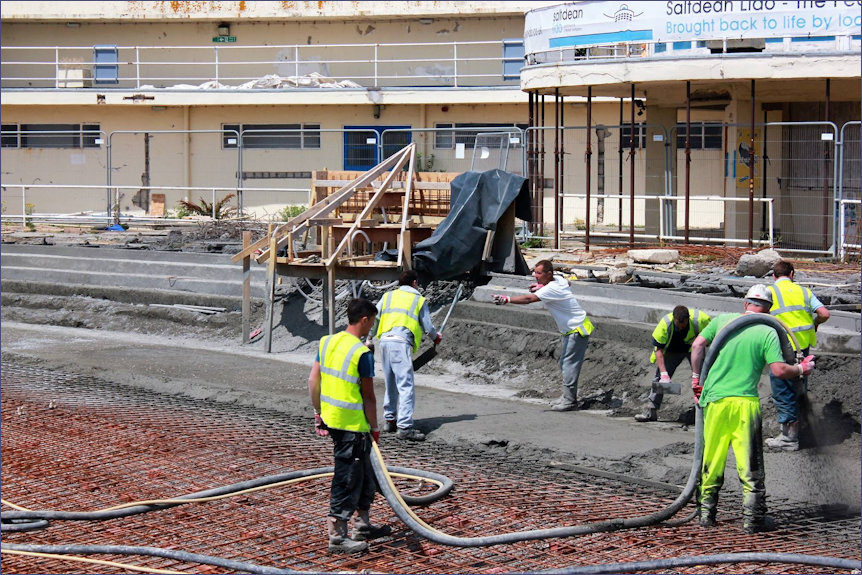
top-left (279, 204), bottom-right (307, 221)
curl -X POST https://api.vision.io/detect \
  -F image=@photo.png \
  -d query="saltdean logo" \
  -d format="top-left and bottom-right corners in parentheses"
top-left (603, 4), bottom-right (644, 22)
top-left (553, 6), bottom-right (584, 22)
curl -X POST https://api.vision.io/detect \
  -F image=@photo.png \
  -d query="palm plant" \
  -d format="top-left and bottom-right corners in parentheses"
top-left (176, 193), bottom-right (238, 220)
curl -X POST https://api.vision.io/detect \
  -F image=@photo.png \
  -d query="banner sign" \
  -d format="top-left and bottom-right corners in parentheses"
top-left (525, 1), bottom-right (862, 53)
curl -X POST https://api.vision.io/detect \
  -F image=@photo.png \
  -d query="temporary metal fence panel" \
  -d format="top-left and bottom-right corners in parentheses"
top-left (380, 127), bottom-right (525, 176)
top-left (526, 125), bottom-right (653, 238)
top-left (107, 129), bottom-right (242, 219)
top-left (763, 122), bottom-right (838, 254)
top-left (839, 121), bottom-right (861, 256)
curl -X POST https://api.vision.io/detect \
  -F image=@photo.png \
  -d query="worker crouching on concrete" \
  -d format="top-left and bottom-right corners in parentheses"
top-left (690, 284), bottom-right (816, 534)
top-left (634, 305), bottom-right (711, 422)
top-left (308, 297), bottom-right (391, 554)
top-left (493, 259), bottom-right (594, 411)
top-left (766, 260), bottom-right (830, 451)
top-left (367, 270), bottom-right (441, 442)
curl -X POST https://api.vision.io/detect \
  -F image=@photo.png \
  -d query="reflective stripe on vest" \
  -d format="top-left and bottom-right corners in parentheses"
top-left (768, 282), bottom-right (816, 349)
top-left (376, 289), bottom-right (424, 352)
top-left (562, 315), bottom-right (594, 337)
top-left (319, 331), bottom-right (370, 432)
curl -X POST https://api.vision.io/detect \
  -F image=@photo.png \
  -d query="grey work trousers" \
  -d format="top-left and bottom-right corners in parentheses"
top-left (559, 332), bottom-right (590, 407)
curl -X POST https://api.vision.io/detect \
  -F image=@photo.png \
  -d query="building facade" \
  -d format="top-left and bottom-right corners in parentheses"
top-left (2, 1), bottom-right (860, 254)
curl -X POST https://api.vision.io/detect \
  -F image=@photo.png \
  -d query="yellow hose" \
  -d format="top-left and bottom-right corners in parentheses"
top-left (0, 549), bottom-right (185, 574)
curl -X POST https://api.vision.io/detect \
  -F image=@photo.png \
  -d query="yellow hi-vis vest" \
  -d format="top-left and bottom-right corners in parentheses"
top-left (769, 280), bottom-right (817, 350)
top-left (319, 331), bottom-right (370, 432)
top-left (376, 288), bottom-right (425, 352)
top-left (650, 309), bottom-right (710, 363)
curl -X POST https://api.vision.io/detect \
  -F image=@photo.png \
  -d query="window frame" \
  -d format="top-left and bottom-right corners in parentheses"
top-left (3, 123), bottom-right (102, 149)
top-left (222, 123), bottom-right (321, 150)
top-left (676, 122), bottom-right (723, 150)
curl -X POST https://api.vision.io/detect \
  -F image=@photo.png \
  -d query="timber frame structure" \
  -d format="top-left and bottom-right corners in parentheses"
top-left (232, 143), bottom-right (455, 351)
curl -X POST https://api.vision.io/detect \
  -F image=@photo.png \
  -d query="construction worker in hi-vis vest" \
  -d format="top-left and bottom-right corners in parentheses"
top-left (765, 260), bottom-right (829, 452)
top-left (308, 298), bottom-right (391, 555)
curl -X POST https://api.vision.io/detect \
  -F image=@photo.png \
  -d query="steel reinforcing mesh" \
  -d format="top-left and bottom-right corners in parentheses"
top-left (1, 362), bottom-right (858, 574)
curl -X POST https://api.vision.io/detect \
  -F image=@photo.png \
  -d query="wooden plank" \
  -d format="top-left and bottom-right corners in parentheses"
top-left (324, 144), bottom-right (414, 267)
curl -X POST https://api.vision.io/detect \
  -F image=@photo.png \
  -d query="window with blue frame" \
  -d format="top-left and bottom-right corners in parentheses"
top-left (343, 126), bottom-right (411, 171)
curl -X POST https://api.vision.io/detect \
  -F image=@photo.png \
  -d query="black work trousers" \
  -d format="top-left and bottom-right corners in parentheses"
top-left (328, 429), bottom-right (376, 521)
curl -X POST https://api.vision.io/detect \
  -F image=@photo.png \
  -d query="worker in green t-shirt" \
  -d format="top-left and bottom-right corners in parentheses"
top-left (690, 284), bottom-right (816, 534)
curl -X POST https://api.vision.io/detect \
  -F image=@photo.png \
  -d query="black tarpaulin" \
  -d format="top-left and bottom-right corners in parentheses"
top-left (411, 169), bottom-right (532, 281)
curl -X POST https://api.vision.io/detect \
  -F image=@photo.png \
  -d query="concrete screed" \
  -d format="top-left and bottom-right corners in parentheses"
top-left (0, 229), bottom-right (860, 518)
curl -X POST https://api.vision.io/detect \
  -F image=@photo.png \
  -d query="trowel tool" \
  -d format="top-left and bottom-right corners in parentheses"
top-left (412, 283), bottom-right (463, 371)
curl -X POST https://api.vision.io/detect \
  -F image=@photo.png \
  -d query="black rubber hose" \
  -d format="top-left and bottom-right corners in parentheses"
top-left (1, 542), bottom-right (299, 574)
top-left (533, 552), bottom-right (861, 573)
top-left (370, 312), bottom-right (800, 548)
top-left (0, 465), bottom-right (452, 530)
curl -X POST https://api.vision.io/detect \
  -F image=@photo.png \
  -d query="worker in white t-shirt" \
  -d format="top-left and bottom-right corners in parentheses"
top-left (492, 260), bottom-right (594, 411)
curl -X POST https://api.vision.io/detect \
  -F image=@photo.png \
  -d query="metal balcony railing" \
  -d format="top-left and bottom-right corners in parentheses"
top-left (0, 40), bottom-right (522, 90)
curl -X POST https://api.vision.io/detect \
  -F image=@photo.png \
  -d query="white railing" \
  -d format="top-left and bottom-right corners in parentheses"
top-left (526, 35), bottom-right (861, 66)
top-left (558, 193), bottom-right (775, 247)
top-left (0, 184), bottom-right (309, 226)
top-left (0, 40), bottom-right (519, 90)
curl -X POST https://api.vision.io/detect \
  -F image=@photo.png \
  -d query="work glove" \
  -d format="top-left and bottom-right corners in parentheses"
top-left (529, 283), bottom-right (542, 293)
top-left (799, 355), bottom-right (816, 376)
top-left (691, 373), bottom-right (702, 401)
top-left (314, 413), bottom-right (329, 437)
top-left (370, 429), bottom-right (380, 443)
top-left (433, 333), bottom-right (443, 345)
top-left (492, 294), bottom-right (510, 305)
top-left (659, 371), bottom-right (672, 384)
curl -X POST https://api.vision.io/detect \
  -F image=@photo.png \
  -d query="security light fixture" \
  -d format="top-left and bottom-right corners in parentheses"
top-left (217, 23), bottom-right (231, 37)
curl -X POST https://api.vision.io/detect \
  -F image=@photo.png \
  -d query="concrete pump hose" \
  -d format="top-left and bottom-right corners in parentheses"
top-left (0, 466), bottom-right (451, 531)
top-left (1, 542), bottom-right (301, 575)
top-left (370, 313), bottom-right (799, 548)
top-left (534, 552), bottom-right (861, 573)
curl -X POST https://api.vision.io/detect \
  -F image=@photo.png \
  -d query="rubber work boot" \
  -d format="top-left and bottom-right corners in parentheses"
top-left (698, 497), bottom-right (717, 528)
top-left (352, 510), bottom-right (392, 541)
top-left (634, 407), bottom-right (657, 422)
top-left (396, 427), bottom-right (425, 441)
top-left (743, 516), bottom-right (776, 534)
top-left (327, 517), bottom-right (368, 555)
top-left (382, 419), bottom-right (397, 433)
top-left (765, 422), bottom-right (799, 451)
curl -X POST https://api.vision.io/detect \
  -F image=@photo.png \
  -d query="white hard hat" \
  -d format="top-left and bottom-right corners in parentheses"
top-left (744, 283), bottom-right (773, 306)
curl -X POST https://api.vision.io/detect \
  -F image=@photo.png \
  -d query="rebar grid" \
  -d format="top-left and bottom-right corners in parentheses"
top-left (1, 362), bottom-right (858, 574)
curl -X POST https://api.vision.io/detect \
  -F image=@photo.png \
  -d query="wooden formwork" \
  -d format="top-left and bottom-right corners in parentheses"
top-left (232, 144), bottom-right (460, 350)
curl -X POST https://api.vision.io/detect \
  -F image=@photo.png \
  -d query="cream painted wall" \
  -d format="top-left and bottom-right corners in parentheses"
top-left (3, 17), bottom-right (526, 89)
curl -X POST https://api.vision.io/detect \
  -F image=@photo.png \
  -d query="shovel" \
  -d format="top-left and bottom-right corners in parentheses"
top-left (412, 283), bottom-right (463, 371)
